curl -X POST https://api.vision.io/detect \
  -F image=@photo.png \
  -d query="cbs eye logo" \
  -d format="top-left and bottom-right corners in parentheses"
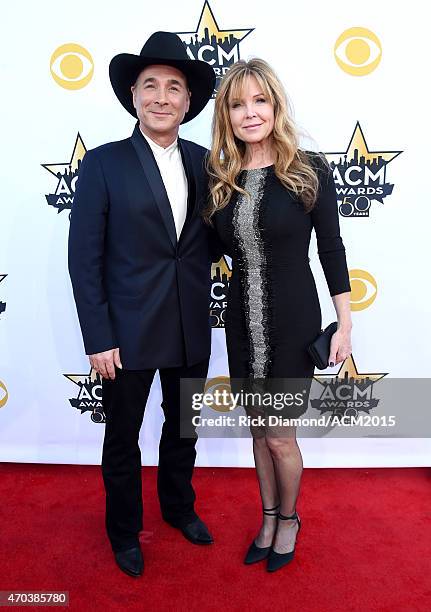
top-left (50, 43), bottom-right (94, 90)
top-left (0, 379), bottom-right (8, 409)
top-left (349, 269), bottom-right (377, 311)
top-left (334, 27), bottom-right (382, 76)
top-left (203, 376), bottom-right (234, 413)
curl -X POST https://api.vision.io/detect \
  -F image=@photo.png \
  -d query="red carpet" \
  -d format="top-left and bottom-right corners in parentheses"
top-left (0, 464), bottom-right (430, 611)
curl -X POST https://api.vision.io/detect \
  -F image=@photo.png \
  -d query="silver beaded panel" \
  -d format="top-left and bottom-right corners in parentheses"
top-left (233, 168), bottom-right (270, 378)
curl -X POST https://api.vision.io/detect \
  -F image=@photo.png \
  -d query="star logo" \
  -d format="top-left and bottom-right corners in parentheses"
top-left (64, 367), bottom-right (105, 423)
top-left (325, 122), bottom-right (402, 217)
top-left (176, 1), bottom-right (254, 95)
top-left (314, 354), bottom-right (387, 387)
top-left (0, 274), bottom-right (7, 317)
top-left (311, 354), bottom-right (387, 416)
top-left (42, 133), bottom-right (87, 215)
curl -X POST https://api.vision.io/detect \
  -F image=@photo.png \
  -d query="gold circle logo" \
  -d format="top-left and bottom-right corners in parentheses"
top-left (0, 379), bottom-right (8, 408)
top-left (334, 27), bottom-right (382, 76)
top-left (203, 376), bottom-right (234, 413)
top-left (349, 269), bottom-right (377, 311)
top-left (50, 43), bottom-right (94, 90)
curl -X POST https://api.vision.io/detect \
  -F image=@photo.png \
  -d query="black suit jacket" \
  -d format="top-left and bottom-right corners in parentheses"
top-left (68, 123), bottom-right (219, 369)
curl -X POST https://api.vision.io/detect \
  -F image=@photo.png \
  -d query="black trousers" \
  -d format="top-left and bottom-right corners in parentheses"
top-left (101, 357), bottom-right (209, 552)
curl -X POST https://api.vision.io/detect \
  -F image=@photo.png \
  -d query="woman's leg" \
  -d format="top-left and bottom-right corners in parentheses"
top-left (247, 409), bottom-right (279, 547)
top-left (265, 426), bottom-right (303, 553)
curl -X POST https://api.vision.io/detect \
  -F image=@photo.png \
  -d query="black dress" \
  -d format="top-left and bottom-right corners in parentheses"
top-left (213, 154), bottom-right (351, 418)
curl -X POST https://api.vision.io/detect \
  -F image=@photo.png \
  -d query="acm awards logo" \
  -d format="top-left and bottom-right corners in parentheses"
top-left (42, 134), bottom-right (87, 218)
top-left (0, 274), bottom-right (7, 317)
top-left (325, 122), bottom-right (402, 218)
top-left (311, 355), bottom-right (387, 419)
top-left (210, 256), bottom-right (231, 328)
top-left (176, 1), bottom-right (254, 95)
top-left (64, 368), bottom-right (105, 423)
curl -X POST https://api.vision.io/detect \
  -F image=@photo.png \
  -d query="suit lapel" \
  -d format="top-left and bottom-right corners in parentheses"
top-left (130, 124), bottom-right (177, 248)
top-left (178, 139), bottom-right (197, 228)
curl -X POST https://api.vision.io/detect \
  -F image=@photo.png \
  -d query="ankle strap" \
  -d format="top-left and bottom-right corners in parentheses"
top-left (263, 504), bottom-right (280, 516)
top-left (278, 510), bottom-right (298, 521)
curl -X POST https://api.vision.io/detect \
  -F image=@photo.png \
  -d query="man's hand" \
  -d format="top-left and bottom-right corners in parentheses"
top-left (89, 348), bottom-right (122, 380)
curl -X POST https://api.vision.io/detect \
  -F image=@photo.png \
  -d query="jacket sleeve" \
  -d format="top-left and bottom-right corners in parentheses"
top-left (310, 154), bottom-right (351, 297)
top-left (68, 149), bottom-right (117, 355)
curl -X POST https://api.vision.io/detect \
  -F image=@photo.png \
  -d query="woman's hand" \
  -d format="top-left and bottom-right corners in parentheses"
top-left (329, 292), bottom-right (352, 366)
top-left (328, 327), bottom-right (352, 366)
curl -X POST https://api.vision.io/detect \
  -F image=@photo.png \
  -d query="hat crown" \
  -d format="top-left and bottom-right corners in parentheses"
top-left (139, 31), bottom-right (188, 62)
top-left (109, 31), bottom-right (215, 123)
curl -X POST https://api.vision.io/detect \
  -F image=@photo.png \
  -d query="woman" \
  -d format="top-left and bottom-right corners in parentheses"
top-left (205, 59), bottom-right (352, 572)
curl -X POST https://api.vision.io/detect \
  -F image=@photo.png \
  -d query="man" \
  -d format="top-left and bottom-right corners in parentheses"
top-left (68, 32), bottom-right (218, 578)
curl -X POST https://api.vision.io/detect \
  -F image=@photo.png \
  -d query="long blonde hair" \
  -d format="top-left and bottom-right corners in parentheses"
top-left (204, 58), bottom-right (323, 224)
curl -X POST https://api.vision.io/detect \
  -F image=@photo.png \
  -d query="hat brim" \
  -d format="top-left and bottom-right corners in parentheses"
top-left (109, 54), bottom-right (215, 123)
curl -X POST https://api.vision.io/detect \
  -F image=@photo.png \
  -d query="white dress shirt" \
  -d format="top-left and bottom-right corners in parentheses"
top-left (140, 128), bottom-right (188, 240)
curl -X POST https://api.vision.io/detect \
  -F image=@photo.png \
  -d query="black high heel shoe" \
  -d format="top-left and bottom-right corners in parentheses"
top-left (244, 504), bottom-right (280, 565)
top-left (267, 510), bottom-right (301, 572)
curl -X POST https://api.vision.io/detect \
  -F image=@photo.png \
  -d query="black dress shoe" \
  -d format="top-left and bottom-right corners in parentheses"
top-left (179, 517), bottom-right (214, 545)
top-left (244, 504), bottom-right (279, 564)
top-left (267, 510), bottom-right (301, 573)
top-left (114, 546), bottom-right (144, 577)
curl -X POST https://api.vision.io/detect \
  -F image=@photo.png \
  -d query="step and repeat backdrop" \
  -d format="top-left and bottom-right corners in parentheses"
top-left (1, 1), bottom-right (430, 467)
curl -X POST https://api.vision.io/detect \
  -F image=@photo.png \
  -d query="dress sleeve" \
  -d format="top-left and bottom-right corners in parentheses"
top-left (310, 154), bottom-right (351, 297)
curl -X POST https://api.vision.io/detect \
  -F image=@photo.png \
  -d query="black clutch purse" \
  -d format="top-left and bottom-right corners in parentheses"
top-left (307, 321), bottom-right (338, 370)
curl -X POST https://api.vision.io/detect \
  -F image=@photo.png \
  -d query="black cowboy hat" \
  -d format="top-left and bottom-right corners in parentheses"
top-left (109, 31), bottom-right (215, 124)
